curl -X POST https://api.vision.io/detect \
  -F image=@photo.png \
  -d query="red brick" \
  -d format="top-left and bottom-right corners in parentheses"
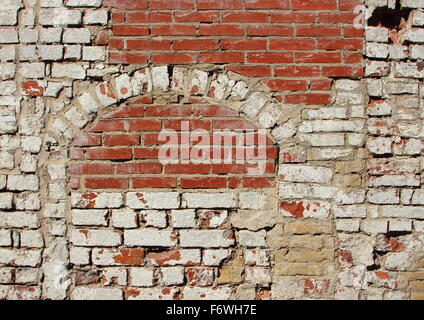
top-left (200, 106), bottom-right (239, 117)
top-left (344, 52), bottom-right (362, 64)
top-left (115, 163), bottom-right (162, 174)
top-left (152, 53), bottom-right (197, 64)
top-left (111, 13), bottom-right (125, 23)
top-left (200, 52), bottom-right (244, 63)
top-left (322, 66), bottom-right (363, 77)
top-left (221, 39), bottom-right (267, 50)
top-left (223, 12), bottom-right (268, 22)
top-left (265, 80), bottom-right (307, 91)
top-left (112, 25), bottom-right (149, 36)
top-left (128, 120), bottom-right (162, 131)
top-left (270, 39), bottom-right (315, 51)
top-left (85, 148), bottom-right (132, 160)
top-left (247, 52), bottom-right (294, 64)
top-left (134, 148), bottom-right (161, 159)
top-left (108, 39), bottom-right (124, 49)
top-left (317, 39), bottom-right (363, 51)
top-left (225, 65), bottom-right (271, 77)
top-left (245, 0), bottom-right (291, 9)
top-left (150, 0), bottom-right (194, 9)
top-left (173, 39), bottom-right (219, 51)
top-left (274, 66), bottom-right (321, 77)
top-left (310, 79), bottom-right (333, 90)
top-left (296, 26), bottom-right (341, 37)
top-left (285, 93), bottom-right (331, 105)
top-left (71, 135), bottom-right (101, 147)
top-left (127, 40), bottom-right (171, 51)
top-left (174, 11), bottom-right (220, 22)
top-left (151, 25), bottom-right (196, 36)
top-left (344, 27), bottom-right (365, 38)
top-left (70, 149), bottom-right (84, 160)
top-left (242, 177), bottom-right (275, 188)
top-left (70, 177), bottom-right (80, 190)
top-left (212, 163), bottom-right (275, 174)
top-left (126, 12), bottom-right (172, 23)
top-left (293, 0), bottom-right (337, 10)
top-left (318, 12), bottom-right (357, 23)
top-left (247, 25), bottom-right (292, 36)
top-left (164, 119), bottom-right (210, 131)
top-left (270, 12), bottom-right (315, 23)
top-left (85, 177), bottom-right (128, 189)
top-left (109, 52), bottom-right (148, 64)
top-left (199, 25), bottom-right (244, 36)
top-left (132, 177), bottom-right (177, 188)
top-left (197, 0), bottom-right (243, 10)
top-left (213, 120), bottom-right (256, 130)
top-left (85, 121), bottom-right (126, 132)
top-left (296, 52), bottom-right (341, 63)
top-left (340, 0), bottom-right (362, 11)
top-left (164, 164), bottom-right (210, 174)
top-left (104, 0), bottom-right (147, 10)
top-left (104, 134), bottom-right (141, 146)
top-left (181, 177), bottom-right (227, 189)
top-left (146, 105), bottom-right (192, 117)
top-left (69, 163), bottom-right (114, 175)
top-left (144, 133), bottom-right (181, 145)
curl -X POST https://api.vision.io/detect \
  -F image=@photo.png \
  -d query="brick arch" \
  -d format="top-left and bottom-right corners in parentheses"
top-left (41, 66), bottom-right (297, 300)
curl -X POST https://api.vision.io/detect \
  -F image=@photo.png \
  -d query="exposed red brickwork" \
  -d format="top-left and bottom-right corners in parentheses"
top-left (104, 0), bottom-right (364, 105)
top-left (70, 98), bottom-right (277, 190)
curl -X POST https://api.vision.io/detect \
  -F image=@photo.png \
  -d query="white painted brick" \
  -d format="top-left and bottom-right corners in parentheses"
top-left (77, 92), bottom-right (101, 114)
top-left (246, 267), bottom-right (271, 285)
top-left (182, 193), bottom-right (237, 208)
top-left (19, 62), bottom-right (45, 78)
top-left (21, 136), bottom-right (42, 153)
top-left (0, 29), bottom-right (18, 43)
top-left (48, 182), bottom-right (66, 200)
top-left (64, 44), bottom-right (81, 60)
top-left (365, 27), bottom-right (389, 42)
top-left (334, 206), bottom-right (367, 218)
top-left (44, 202), bottom-right (66, 218)
top-left (0, 63), bottom-right (16, 80)
top-left (127, 192), bottom-right (179, 209)
top-left (151, 66), bottom-right (169, 90)
top-left (0, 249), bottom-right (41, 267)
top-left (69, 247), bottom-right (90, 266)
top-left (7, 175), bottom-right (39, 191)
top-left (362, 220), bottom-right (388, 234)
top-left (0, 151), bottom-right (14, 169)
top-left (385, 252), bottom-right (410, 271)
top-left (0, 46), bottom-right (15, 61)
top-left (20, 154), bottom-right (38, 173)
top-left (0, 193), bottom-right (13, 210)
top-left (180, 230), bottom-right (234, 248)
top-left (40, 0), bottom-right (63, 7)
top-left (38, 45), bottom-right (64, 61)
top-left (63, 28), bottom-right (91, 44)
top-left (72, 287), bottom-right (122, 300)
top-left (279, 165), bottom-right (333, 184)
top-left (203, 249), bottom-right (231, 266)
top-left (71, 209), bottom-right (108, 226)
top-left (336, 219), bottom-right (361, 232)
top-left (71, 192), bottom-right (123, 209)
top-left (112, 208), bottom-right (138, 229)
top-left (367, 189), bottom-right (400, 204)
top-left (161, 267), bottom-right (184, 286)
top-left (369, 175), bottom-right (420, 187)
top-left (124, 230), bottom-right (176, 247)
top-left (52, 63), bottom-right (86, 79)
top-left (15, 268), bottom-right (41, 284)
top-left (66, 0), bottom-right (102, 6)
top-left (143, 210), bottom-right (167, 228)
top-left (0, 230), bottom-right (12, 247)
top-left (70, 229), bottom-right (121, 247)
top-left (198, 210), bottom-right (228, 228)
top-left (389, 219), bottom-right (412, 232)
top-left (14, 193), bottom-right (40, 211)
top-left (130, 268), bottom-right (154, 287)
top-left (244, 249), bottom-right (270, 266)
top-left (102, 268), bottom-right (127, 286)
top-left (40, 28), bottom-right (62, 43)
top-left (171, 209), bottom-right (196, 228)
top-left (382, 206), bottom-right (424, 219)
top-left (127, 288), bottom-right (178, 300)
top-left (20, 230), bottom-right (44, 248)
top-left (238, 230), bottom-right (266, 247)
top-left (82, 46), bottom-right (105, 61)
top-left (239, 192), bottom-right (267, 210)
top-left (147, 249), bottom-right (201, 266)
top-left (39, 9), bottom-right (82, 26)
top-left (84, 9), bottom-right (108, 25)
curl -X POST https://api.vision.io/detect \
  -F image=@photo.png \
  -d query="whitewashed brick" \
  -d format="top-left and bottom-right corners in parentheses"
top-left (0, 151), bottom-right (14, 169)
top-left (39, 9), bottom-right (82, 26)
top-left (0, 29), bottom-right (18, 43)
top-left (66, 0), bottom-right (102, 6)
top-left (52, 63), bottom-right (86, 79)
top-left (71, 209), bottom-right (108, 226)
top-left (147, 249), bottom-right (201, 266)
top-left (161, 267), bottom-right (184, 286)
top-left (84, 10), bottom-right (108, 25)
top-left (362, 220), bottom-right (388, 234)
top-left (180, 230), bottom-right (234, 248)
top-left (7, 175), bottom-right (39, 191)
top-left (19, 62), bottom-right (45, 78)
top-left (382, 206), bottom-right (424, 219)
top-left (63, 28), bottom-right (90, 44)
top-left (20, 230), bottom-right (44, 248)
top-left (182, 287), bottom-right (232, 300)
top-left (389, 220), bottom-right (412, 232)
top-left (69, 247), bottom-right (90, 266)
top-left (0, 230), bottom-right (12, 247)
top-left (143, 210), bottom-right (167, 228)
top-left (182, 193), bottom-right (236, 208)
top-left (72, 287), bottom-right (122, 300)
top-left (102, 268), bottom-right (127, 286)
top-left (130, 268), bottom-right (154, 287)
top-left (127, 192), bottom-right (179, 209)
top-left (0, 193), bottom-right (13, 210)
top-left (70, 229), bottom-right (121, 247)
top-left (367, 189), bottom-right (400, 204)
top-left (334, 206), bottom-right (367, 218)
top-left (238, 230), bottom-right (266, 247)
top-left (112, 208), bottom-right (138, 229)
top-left (14, 193), bottom-right (40, 211)
top-left (71, 192), bottom-right (123, 209)
top-left (38, 45), bottom-right (64, 61)
top-left (124, 230), bottom-right (175, 247)
top-left (0, 249), bottom-right (41, 267)
top-left (203, 249), bottom-right (231, 266)
top-left (82, 46), bottom-right (105, 61)
top-left (279, 165), bottom-right (333, 184)
top-left (171, 209), bottom-right (196, 228)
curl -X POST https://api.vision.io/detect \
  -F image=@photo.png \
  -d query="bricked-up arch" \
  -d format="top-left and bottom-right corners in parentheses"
top-left (42, 66), bottom-right (294, 300)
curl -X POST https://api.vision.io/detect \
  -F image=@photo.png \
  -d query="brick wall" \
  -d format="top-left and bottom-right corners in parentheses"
top-left (0, 0), bottom-right (423, 300)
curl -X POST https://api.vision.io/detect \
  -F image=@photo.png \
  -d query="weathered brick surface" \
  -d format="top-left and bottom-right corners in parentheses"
top-left (0, 0), bottom-right (423, 301)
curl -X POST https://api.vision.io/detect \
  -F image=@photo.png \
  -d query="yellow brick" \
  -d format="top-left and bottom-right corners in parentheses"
top-left (286, 250), bottom-right (334, 263)
top-left (274, 263), bottom-right (325, 276)
top-left (284, 220), bottom-right (333, 235)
